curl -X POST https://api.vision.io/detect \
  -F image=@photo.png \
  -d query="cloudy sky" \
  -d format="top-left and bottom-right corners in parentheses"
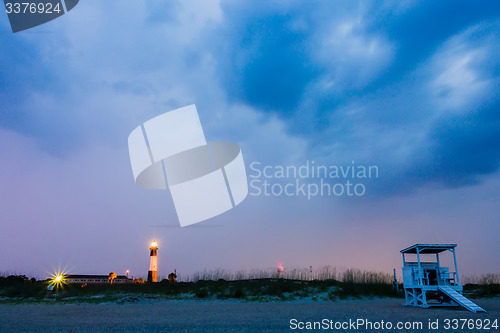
top-left (1, 1), bottom-right (499, 280)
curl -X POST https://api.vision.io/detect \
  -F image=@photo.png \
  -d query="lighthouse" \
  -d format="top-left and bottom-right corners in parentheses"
top-left (148, 240), bottom-right (158, 283)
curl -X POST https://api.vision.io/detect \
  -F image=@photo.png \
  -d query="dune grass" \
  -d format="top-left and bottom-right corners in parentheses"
top-left (0, 278), bottom-right (399, 303)
top-left (1, 270), bottom-right (498, 303)
top-left (0, 268), bottom-right (400, 303)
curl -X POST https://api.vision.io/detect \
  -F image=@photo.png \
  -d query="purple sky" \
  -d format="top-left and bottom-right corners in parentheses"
top-left (1, 1), bottom-right (499, 280)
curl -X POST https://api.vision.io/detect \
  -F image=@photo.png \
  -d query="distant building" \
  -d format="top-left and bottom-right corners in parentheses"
top-left (64, 275), bottom-right (132, 285)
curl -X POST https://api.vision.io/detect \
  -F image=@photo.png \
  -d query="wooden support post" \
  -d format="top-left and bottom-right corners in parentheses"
top-left (452, 248), bottom-right (460, 286)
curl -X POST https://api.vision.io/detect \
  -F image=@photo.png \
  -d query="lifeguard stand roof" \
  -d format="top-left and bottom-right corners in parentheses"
top-left (401, 244), bottom-right (457, 254)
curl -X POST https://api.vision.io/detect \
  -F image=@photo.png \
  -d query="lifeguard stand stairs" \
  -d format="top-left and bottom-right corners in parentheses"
top-left (401, 244), bottom-right (485, 313)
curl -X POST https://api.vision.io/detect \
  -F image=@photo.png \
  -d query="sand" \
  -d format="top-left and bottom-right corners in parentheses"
top-left (0, 298), bottom-right (498, 332)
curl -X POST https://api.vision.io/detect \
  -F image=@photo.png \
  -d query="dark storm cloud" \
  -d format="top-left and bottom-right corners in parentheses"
top-left (215, 11), bottom-right (316, 112)
top-left (1, 0), bottom-right (499, 189)
top-left (407, 104), bottom-right (500, 187)
top-left (210, 1), bottom-right (500, 192)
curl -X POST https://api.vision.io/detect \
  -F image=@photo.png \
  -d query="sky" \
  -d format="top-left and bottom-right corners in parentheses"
top-left (0, 0), bottom-right (499, 280)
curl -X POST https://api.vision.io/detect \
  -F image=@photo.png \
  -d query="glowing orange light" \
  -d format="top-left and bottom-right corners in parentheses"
top-left (46, 267), bottom-right (68, 290)
top-left (50, 273), bottom-right (66, 287)
top-left (151, 241), bottom-right (158, 248)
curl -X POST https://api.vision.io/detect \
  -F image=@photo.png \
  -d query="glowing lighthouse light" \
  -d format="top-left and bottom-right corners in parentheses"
top-left (148, 240), bottom-right (158, 283)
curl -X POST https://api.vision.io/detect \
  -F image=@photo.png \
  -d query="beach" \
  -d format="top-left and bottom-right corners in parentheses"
top-left (1, 298), bottom-right (498, 332)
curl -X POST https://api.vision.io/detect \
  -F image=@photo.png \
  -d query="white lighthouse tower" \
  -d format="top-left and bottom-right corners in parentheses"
top-left (148, 240), bottom-right (158, 283)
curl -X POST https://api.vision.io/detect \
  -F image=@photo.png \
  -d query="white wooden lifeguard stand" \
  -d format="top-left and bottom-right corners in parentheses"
top-left (401, 244), bottom-right (485, 312)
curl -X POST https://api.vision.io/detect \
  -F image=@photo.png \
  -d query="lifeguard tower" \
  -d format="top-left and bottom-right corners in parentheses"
top-left (401, 244), bottom-right (485, 312)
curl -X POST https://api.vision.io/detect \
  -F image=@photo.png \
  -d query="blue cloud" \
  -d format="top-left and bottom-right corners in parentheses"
top-left (216, 11), bottom-right (316, 113)
top-left (1, 0), bottom-right (499, 192)
top-left (213, 1), bottom-right (500, 137)
top-left (0, 34), bottom-right (78, 153)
